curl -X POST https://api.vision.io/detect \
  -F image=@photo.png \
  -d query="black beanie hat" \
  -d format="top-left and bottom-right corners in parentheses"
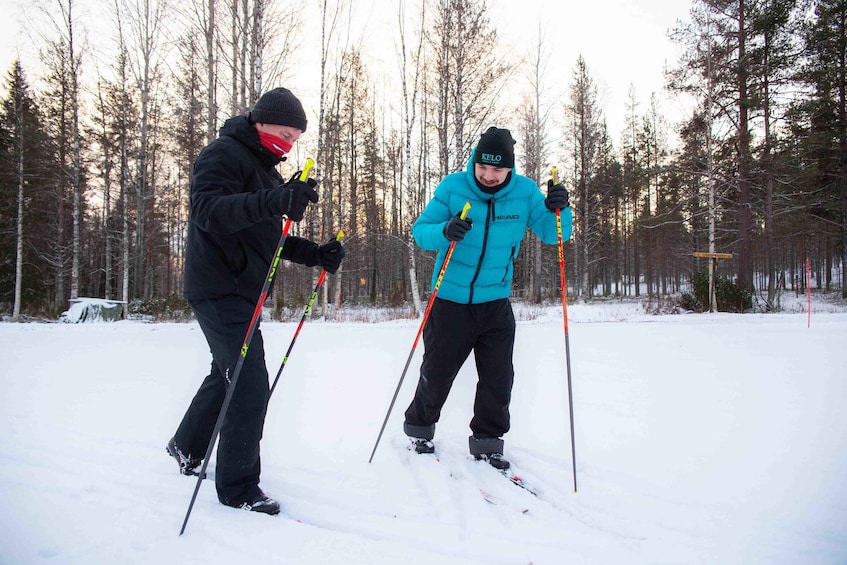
top-left (474, 127), bottom-right (515, 169)
top-left (248, 87), bottom-right (308, 132)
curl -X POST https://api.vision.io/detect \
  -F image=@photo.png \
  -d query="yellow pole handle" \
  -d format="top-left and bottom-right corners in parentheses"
top-left (459, 201), bottom-right (471, 220)
top-left (551, 166), bottom-right (559, 185)
top-left (300, 157), bottom-right (315, 181)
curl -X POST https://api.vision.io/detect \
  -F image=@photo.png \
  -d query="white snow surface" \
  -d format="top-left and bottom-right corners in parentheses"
top-left (1, 298), bottom-right (846, 564)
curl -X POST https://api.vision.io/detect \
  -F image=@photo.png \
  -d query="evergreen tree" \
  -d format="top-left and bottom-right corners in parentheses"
top-left (0, 61), bottom-right (59, 316)
top-left (563, 56), bottom-right (605, 298)
top-left (795, 0), bottom-right (847, 298)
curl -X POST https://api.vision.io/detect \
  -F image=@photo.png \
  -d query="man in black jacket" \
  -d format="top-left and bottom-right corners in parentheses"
top-left (167, 87), bottom-right (345, 516)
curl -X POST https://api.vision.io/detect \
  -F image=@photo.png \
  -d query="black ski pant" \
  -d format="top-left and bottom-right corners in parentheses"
top-left (404, 297), bottom-right (516, 441)
top-left (173, 296), bottom-right (270, 505)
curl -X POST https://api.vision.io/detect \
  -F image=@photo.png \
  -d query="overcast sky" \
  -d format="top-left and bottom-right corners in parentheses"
top-left (0, 0), bottom-right (694, 144)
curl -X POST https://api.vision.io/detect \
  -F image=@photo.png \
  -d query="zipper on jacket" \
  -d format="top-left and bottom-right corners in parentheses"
top-left (467, 199), bottom-right (494, 303)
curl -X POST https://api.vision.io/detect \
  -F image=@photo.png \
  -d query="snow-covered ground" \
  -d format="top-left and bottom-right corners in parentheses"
top-left (1, 296), bottom-right (845, 564)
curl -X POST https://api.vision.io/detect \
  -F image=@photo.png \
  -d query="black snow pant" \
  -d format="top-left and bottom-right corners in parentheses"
top-left (404, 297), bottom-right (516, 443)
top-left (173, 295), bottom-right (270, 506)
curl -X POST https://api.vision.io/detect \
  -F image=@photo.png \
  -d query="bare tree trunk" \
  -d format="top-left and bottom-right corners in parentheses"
top-left (315, 0), bottom-right (348, 317)
top-left (434, 0), bottom-right (451, 177)
top-left (63, 0), bottom-right (83, 301)
top-left (452, 3), bottom-right (465, 171)
top-left (707, 41), bottom-right (718, 313)
top-left (736, 0), bottom-right (754, 296)
top-left (520, 25), bottom-right (550, 303)
top-left (230, 0), bottom-right (239, 114)
top-left (114, 14), bottom-right (132, 319)
top-left (239, 0), bottom-right (248, 110)
top-left (13, 92), bottom-right (25, 321)
top-left (251, 0), bottom-right (264, 99)
top-left (395, 1), bottom-right (425, 313)
top-left (207, 0), bottom-right (217, 141)
top-left (762, 42), bottom-right (776, 306)
top-left (839, 5), bottom-right (847, 300)
top-left (842, 171), bottom-right (847, 299)
top-left (94, 81), bottom-right (115, 299)
top-left (125, 0), bottom-right (167, 299)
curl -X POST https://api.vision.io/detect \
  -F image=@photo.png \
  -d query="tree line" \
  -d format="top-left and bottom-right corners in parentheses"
top-left (0, 0), bottom-right (844, 321)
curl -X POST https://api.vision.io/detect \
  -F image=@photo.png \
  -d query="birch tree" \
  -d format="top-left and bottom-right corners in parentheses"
top-left (123, 0), bottom-right (168, 298)
top-left (517, 24), bottom-right (555, 303)
top-left (395, 0), bottom-right (426, 313)
top-left (90, 79), bottom-right (117, 300)
top-left (427, 0), bottom-right (512, 175)
top-left (39, 0), bottom-right (85, 303)
top-left (107, 1), bottom-right (138, 317)
top-left (11, 68), bottom-right (28, 320)
top-left (670, 2), bottom-right (744, 311)
top-left (38, 22), bottom-right (71, 312)
top-left (179, 0), bottom-right (218, 141)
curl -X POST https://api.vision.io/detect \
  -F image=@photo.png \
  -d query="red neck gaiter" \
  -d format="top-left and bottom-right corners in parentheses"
top-left (258, 131), bottom-right (293, 158)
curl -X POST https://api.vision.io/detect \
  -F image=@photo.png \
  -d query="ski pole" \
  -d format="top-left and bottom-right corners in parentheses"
top-left (268, 229), bottom-right (345, 399)
top-left (368, 201), bottom-right (471, 463)
top-left (552, 166), bottom-right (577, 493)
top-left (179, 158), bottom-right (315, 535)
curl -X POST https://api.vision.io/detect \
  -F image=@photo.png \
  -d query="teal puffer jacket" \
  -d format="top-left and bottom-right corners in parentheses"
top-left (412, 150), bottom-right (574, 304)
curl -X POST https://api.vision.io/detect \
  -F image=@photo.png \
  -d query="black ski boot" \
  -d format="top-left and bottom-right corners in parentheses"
top-left (409, 437), bottom-right (435, 454)
top-left (474, 452), bottom-right (511, 471)
top-left (404, 422), bottom-right (436, 454)
top-left (221, 490), bottom-right (280, 516)
top-left (469, 436), bottom-right (511, 470)
top-left (166, 437), bottom-right (202, 476)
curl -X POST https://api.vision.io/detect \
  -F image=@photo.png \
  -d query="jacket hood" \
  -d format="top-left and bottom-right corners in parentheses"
top-left (219, 115), bottom-right (283, 168)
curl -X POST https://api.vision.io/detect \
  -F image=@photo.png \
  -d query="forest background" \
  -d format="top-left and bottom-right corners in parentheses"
top-left (0, 0), bottom-right (845, 321)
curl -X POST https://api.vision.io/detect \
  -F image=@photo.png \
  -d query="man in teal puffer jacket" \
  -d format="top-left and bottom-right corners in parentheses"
top-left (403, 127), bottom-right (573, 470)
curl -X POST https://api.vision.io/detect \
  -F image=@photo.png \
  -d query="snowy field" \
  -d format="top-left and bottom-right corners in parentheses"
top-left (1, 297), bottom-right (846, 564)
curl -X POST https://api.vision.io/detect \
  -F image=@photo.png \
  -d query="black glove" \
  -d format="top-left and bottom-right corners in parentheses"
top-left (444, 214), bottom-right (473, 242)
top-left (316, 239), bottom-right (346, 274)
top-left (271, 173), bottom-right (319, 221)
top-left (545, 180), bottom-right (570, 211)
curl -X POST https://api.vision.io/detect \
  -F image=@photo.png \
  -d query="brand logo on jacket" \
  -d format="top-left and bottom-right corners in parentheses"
top-left (496, 214), bottom-right (520, 220)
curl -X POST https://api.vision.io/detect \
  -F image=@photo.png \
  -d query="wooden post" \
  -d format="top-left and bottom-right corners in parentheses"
top-left (692, 252), bottom-right (734, 313)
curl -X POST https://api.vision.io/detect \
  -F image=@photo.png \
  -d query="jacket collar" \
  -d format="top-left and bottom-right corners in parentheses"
top-left (219, 115), bottom-right (284, 169)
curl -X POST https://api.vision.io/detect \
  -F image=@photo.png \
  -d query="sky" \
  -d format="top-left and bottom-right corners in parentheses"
top-left (1, 296), bottom-right (846, 564)
top-left (320, 0), bottom-right (695, 139)
top-left (0, 0), bottom-right (694, 143)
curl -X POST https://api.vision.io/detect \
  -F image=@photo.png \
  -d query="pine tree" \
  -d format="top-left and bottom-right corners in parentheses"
top-left (797, 0), bottom-right (847, 298)
top-left (0, 61), bottom-right (58, 317)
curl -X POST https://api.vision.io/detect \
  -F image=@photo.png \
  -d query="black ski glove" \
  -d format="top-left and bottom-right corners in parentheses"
top-left (545, 180), bottom-right (570, 212)
top-left (444, 213), bottom-right (473, 242)
top-left (270, 173), bottom-right (319, 221)
top-left (316, 239), bottom-right (346, 274)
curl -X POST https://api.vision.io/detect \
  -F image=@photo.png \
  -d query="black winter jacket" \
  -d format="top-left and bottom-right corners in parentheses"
top-left (183, 115), bottom-right (317, 302)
